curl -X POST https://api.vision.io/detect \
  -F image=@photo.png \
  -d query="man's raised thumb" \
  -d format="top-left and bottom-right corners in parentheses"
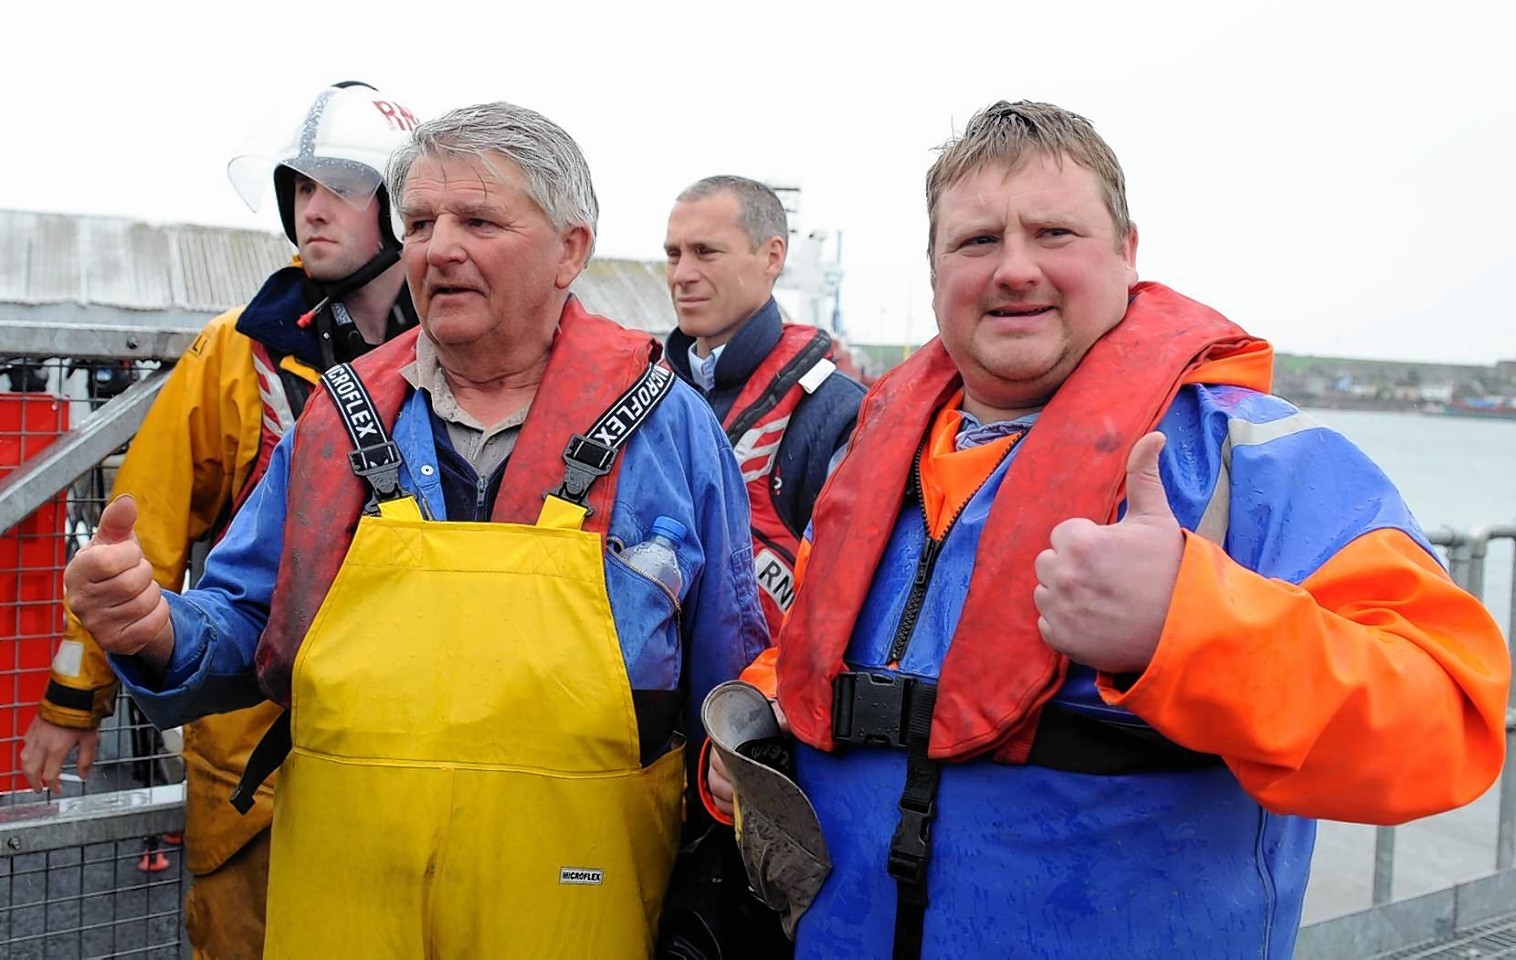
top-left (95, 495), bottom-right (138, 545)
top-left (1121, 432), bottom-right (1173, 521)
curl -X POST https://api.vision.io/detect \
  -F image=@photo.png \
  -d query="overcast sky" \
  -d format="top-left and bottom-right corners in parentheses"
top-left (5, 1), bottom-right (1512, 363)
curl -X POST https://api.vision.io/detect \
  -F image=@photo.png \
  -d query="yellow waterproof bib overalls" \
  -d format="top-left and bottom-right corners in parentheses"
top-left (260, 362), bottom-right (684, 958)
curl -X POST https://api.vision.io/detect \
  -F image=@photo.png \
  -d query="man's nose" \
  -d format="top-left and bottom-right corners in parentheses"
top-left (425, 217), bottom-right (467, 266)
top-left (992, 238), bottom-right (1042, 290)
top-left (668, 254), bottom-right (698, 288)
top-left (304, 186), bottom-right (336, 223)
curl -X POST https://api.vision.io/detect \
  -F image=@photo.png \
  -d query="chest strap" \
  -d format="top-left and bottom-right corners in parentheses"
top-left (551, 361), bottom-right (676, 511)
top-left (723, 331), bottom-right (834, 448)
top-left (832, 671), bottom-right (939, 960)
top-left (830, 666), bottom-right (1221, 958)
top-left (230, 711), bottom-right (292, 814)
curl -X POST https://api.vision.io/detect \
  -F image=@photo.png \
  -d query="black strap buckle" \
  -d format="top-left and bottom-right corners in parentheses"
top-left (552, 433), bottom-right (617, 507)
top-left (888, 805), bottom-right (934, 888)
top-left (832, 671), bottom-right (916, 748)
top-left (348, 441), bottom-right (404, 514)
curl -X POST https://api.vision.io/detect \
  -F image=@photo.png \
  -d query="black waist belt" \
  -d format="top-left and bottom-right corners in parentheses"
top-left (829, 669), bottom-right (1221, 960)
top-left (230, 688), bottom-right (682, 816)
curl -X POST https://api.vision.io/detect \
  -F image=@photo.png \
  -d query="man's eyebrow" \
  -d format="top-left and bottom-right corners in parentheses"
top-left (1022, 209), bottom-right (1086, 225)
top-left (454, 200), bottom-right (505, 220)
top-left (941, 217), bottom-right (1001, 237)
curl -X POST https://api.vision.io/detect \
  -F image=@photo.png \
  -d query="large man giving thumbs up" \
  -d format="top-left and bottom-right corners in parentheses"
top-left (711, 100), bottom-right (1510, 960)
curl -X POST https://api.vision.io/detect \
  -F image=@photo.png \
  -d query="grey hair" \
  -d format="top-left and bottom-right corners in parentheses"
top-left (388, 101), bottom-right (599, 255)
top-left (676, 175), bottom-right (788, 252)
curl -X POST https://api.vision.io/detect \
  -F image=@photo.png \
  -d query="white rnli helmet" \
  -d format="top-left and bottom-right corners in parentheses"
top-left (227, 81), bottom-right (419, 247)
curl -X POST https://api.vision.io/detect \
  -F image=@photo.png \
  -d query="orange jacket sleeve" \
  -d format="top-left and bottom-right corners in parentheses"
top-left (1100, 528), bottom-right (1509, 825)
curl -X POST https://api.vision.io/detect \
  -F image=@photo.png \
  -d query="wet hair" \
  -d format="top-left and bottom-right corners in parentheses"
top-left (925, 100), bottom-right (1130, 266)
top-left (388, 101), bottom-right (599, 255)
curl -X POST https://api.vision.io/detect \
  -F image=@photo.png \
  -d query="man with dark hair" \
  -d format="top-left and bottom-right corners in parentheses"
top-left (708, 100), bottom-right (1509, 958)
top-left (664, 176), bottom-right (863, 639)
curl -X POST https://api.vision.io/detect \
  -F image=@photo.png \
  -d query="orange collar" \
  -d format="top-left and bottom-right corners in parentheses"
top-left (918, 390), bottom-right (1023, 540)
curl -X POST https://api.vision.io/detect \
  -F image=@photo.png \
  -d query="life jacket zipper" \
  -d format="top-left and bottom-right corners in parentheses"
top-left (885, 431), bottom-right (1024, 666)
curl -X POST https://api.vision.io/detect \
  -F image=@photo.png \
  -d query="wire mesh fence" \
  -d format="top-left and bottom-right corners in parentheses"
top-left (2, 353), bottom-right (189, 959)
top-left (1, 831), bottom-right (185, 960)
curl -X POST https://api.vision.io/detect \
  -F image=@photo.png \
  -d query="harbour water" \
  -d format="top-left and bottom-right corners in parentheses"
top-left (1294, 408), bottom-right (1516, 923)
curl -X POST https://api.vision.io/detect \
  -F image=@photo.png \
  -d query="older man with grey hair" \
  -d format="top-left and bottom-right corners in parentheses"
top-left (63, 101), bottom-right (768, 958)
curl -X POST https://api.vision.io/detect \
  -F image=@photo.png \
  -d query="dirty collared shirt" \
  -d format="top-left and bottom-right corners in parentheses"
top-left (400, 334), bottom-right (530, 479)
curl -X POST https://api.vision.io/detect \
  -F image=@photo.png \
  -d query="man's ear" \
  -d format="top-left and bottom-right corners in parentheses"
top-left (555, 224), bottom-right (594, 290)
top-left (1122, 222), bottom-right (1139, 286)
top-left (763, 235), bottom-right (787, 283)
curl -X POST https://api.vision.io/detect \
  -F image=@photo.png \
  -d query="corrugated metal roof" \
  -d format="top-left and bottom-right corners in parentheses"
top-left (0, 210), bottom-right (676, 335)
top-left (0, 210), bottom-right (292, 312)
top-left (572, 256), bottom-right (675, 336)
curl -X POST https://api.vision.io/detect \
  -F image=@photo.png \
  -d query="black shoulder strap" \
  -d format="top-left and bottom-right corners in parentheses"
top-left (318, 362), bottom-right (419, 517)
top-left (724, 329), bottom-right (833, 447)
top-left (550, 361), bottom-right (677, 510)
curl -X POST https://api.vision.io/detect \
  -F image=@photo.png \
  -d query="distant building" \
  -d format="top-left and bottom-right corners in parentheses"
top-left (0, 209), bottom-right (678, 338)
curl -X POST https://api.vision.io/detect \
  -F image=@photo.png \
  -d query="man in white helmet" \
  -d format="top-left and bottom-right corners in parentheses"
top-left (20, 81), bottom-right (421, 960)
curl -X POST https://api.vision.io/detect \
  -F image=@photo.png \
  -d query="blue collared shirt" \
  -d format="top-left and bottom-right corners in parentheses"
top-left (687, 343), bottom-right (727, 392)
top-left (955, 409), bottom-right (1041, 451)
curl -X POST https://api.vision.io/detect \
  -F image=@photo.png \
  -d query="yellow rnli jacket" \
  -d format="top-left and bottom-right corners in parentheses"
top-left (41, 305), bottom-right (318, 874)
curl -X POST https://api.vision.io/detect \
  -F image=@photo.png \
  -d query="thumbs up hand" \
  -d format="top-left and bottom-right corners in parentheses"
top-left (64, 496), bottom-right (174, 666)
top-left (1032, 432), bottom-right (1184, 674)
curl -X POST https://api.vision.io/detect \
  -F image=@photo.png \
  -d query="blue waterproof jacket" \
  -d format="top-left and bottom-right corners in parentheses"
top-left (793, 382), bottom-right (1491, 959)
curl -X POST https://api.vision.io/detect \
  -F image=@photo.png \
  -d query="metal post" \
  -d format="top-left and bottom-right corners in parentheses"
top-left (1466, 531), bottom-right (1490, 602)
top-left (1446, 537), bottom-right (1473, 591)
top-left (1372, 826), bottom-right (1395, 905)
top-left (1498, 530), bottom-right (1516, 870)
top-left (1500, 726), bottom-right (1516, 871)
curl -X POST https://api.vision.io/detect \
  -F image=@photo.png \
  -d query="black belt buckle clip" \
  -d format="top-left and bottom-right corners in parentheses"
top-left (833, 671), bottom-right (912, 748)
top-left (888, 804), bottom-right (933, 886)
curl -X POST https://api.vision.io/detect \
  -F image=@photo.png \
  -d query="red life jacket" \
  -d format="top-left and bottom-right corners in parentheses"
top-left (721, 324), bottom-right (837, 638)
top-left (776, 282), bottom-right (1262, 762)
top-left (257, 298), bottom-right (662, 705)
